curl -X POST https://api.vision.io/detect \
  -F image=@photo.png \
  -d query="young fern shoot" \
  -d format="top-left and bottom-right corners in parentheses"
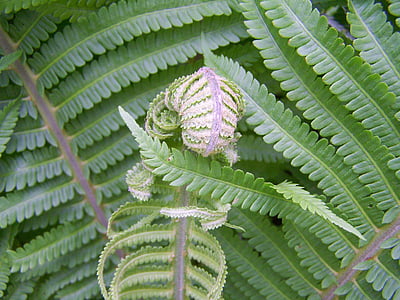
top-left (98, 67), bottom-right (363, 300)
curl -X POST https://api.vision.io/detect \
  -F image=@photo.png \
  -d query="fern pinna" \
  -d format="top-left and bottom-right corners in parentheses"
top-left (0, 0), bottom-right (399, 299)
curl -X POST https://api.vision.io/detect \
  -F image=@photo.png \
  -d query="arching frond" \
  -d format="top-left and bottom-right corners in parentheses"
top-left (8, 218), bottom-right (100, 272)
top-left (0, 0), bottom-right (57, 13)
top-left (215, 228), bottom-right (299, 299)
top-left (204, 51), bottom-right (378, 243)
top-left (228, 208), bottom-right (321, 298)
top-left (348, 0), bottom-right (400, 108)
top-left (120, 106), bottom-right (363, 264)
top-left (0, 177), bottom-right (81, 228)
top-left (17, 239), bottom-right (106, 281)
top-left (0, 146), bottom-right (69, 192)
top-left (32, 258), bottom-right (99, 299)
top-left (31, 0), bottom-right (234, 88)
top-left (48, 15), bottom-right (247, 127)
top-left (240, 0), bottom-right (399, 222)
top-left (258, 0), bottom-right (400, 159)
top-left (34, 0), bottom-right (116, 22)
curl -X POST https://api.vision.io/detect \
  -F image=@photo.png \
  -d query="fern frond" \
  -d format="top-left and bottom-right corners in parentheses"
top-left (0, 227), bottom-right (16, 298)
top-left (0, 98), bottom-right (20, 157)
top-left (0, 255), bottom-right (9, 298)
top-left (0, 146), bottom-right (69, 192)
top-left (17, 239), bottom-right (105, 281)
top-left (215, 228), bottom-right (299, 299)
top-left (33, 258), bottom-right (99, 299)
top-left (283, 221), bottom-right (338, 288)
top-left (8, 219), bottom-right (100, 272)
top-left (0, 177), bottom-right (80, 228)
top-left (240, 0), bottom-right (399, 219)
top-left (34, 0), bottom-right (115, 22)
top-left (275, 181), bottom-right (364, 240)
top-left (82, 130), bottom-right (138, 175)
top-left (5, 114), bottom-right (57, 153)
top-left (2, 276), bottom-right (37, 300)
top-left (0, 0), bottom-right (57, 13)
top-left (348, 0), bottom-right (400, 107)
top-left (120, 107), bottom-right (363, 265)
top-left (106, 201), bottom-right (164, 237)
top-left (227, 208), bottom-right (321, 298)
top-left (55, 271), bottom-right (113, 300)
top-left (31, 0), bottom-right (234, 88)
top-left (259, 0), bottom-right (400, 158)
top-left (354, 257), bottom-right (400, 299)
top-left (7, 10), bottom-right (59, 55)
top-left (50, 15), bottom-right (246, 128)
top-left (20, 201), bottom-right (88, 232)
top-left (335, 275), bottom-right (384, 300)
top-left (204, 51), bottom-right (378, 242)
top-left (223, 267), bottom-right (266, 300)
top-left (97, 223), bottom-right (175, 298)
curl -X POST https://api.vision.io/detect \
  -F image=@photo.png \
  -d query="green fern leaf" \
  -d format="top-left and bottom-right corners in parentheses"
top-left (223, 267), bottom-right (266, 300)
top-left (32, 259), bottom-right (99, 299)
top-left (283, 221), bottom-right (338, 288)
top-left (0, 146), bottom-right (70, 192)
top-left (8, 219), bottom-right (100, 272)
top-left (0, 0), bottom-right (57, 13)
top-left (204, 51), bottom-right (378, 243)
top-left (48, 15), bottom-right (246, 127)
top-left (55, 271), bottom-right (113, 300)
top-left (348, 0), bottom-right (400, 107)
top-left (7, 10), bottom-right (59, 55)
top-left (275, 181), bottom-right (364, 240)
top-left (17, 239), bottom-right (105, 281)
top-left (2, 276), bottom-right (37, 300)
top-left (31, 0), bottom-right (234, 88)
top-left (0, 177), bottom-right (81, 228)
top-left (259, 0), bottom-right (400, 158)
top-left (381, 238), bottom-right (400, 260)
top-left (0, 98), bottom-right (20, 157)
top-left (228, 208), bottom-right (321, 298)
top-left (120, 106), bottom-right (364, 269)
top-left (354, 257), bottom-right (400, 299)
top-left (241, 0), bottom-right (400, 216)
top-left (215, 227), bottom-right (300, 299)
top-left (34, 0), bottom-right (116, 22)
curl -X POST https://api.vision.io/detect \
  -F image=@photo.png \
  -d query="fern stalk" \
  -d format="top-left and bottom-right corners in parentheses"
top-left (323, 217), bottom-right (400, 299)
top-left (174, 187), bottom-right (190, 300)
top-left (0, 27), bottom-right (108, 228)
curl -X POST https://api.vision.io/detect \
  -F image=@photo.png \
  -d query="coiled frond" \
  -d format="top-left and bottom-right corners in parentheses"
top-left (146, 67), bottom-right (244, 162)
top-left (98, 200), bottom-right (227, 300)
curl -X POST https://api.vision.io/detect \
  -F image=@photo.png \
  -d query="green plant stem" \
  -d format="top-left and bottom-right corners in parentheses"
top-left (0, 27), bottom-right (108, 229)
top-left (174, 186), bottom-right (190, 300)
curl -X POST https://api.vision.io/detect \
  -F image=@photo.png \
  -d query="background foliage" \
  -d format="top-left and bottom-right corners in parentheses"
top-left (0, 0), bottom-right (399, 299)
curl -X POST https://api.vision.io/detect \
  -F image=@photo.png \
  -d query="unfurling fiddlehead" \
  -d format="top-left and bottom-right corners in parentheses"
top-left (98, 67), bottom-right (245, 300)
top-left (145, 67), bottom-right (244, 164)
